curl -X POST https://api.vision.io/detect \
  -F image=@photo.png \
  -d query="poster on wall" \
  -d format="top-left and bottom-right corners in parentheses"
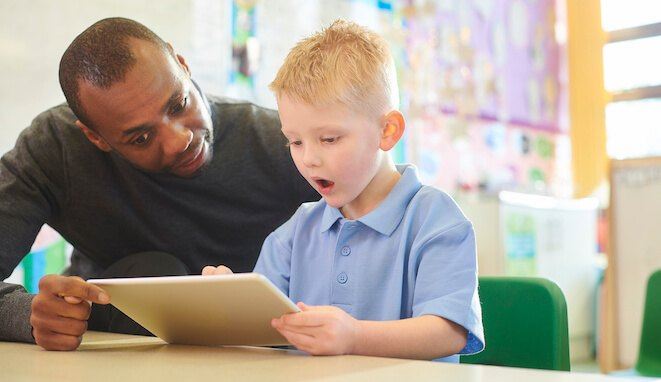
top-left (394, 0), bottom-right (565, 195)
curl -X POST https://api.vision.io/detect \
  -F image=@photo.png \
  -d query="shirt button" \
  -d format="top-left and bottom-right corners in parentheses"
top-left (340, 246), bottom-right (351, 256)
top-left (337, 272), bottom-right (348, 284)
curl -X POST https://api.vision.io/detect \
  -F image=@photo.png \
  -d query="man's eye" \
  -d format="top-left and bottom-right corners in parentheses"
top-left (132, 132), bottom-right (151, 146)
top-left (171, 96), bottom-right (188, 115)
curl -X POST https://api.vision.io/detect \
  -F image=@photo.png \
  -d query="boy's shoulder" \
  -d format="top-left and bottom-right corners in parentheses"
top-left (292, 199), bottom-right (327, 222)
top-left (270, 199), bottom-right (326, 241)
top-left (406, 184), bottom-right (471, 233)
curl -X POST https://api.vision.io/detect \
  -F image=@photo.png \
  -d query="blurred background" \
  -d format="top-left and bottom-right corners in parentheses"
top-left (1, 0), bottom-right (659, 374)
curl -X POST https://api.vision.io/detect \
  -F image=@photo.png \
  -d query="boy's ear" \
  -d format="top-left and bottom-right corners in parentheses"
top-left (379, 110), bottom-right (405, 151)
top-left (75, 120), bottom-right (112, 152)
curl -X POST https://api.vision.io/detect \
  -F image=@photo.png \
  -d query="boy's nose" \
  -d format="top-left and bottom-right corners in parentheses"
top-left (161, 123), bottom-right (193, 157)
top-left (302, 146), bottom-right (322, 168)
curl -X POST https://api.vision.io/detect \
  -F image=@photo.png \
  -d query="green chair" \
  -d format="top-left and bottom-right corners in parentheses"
top-left (461, 276), bottom-right (571, 371)
top-left (634, 269), bottom-right (661, 377)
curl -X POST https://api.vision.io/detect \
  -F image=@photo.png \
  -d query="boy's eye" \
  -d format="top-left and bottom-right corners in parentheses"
top-left (171, 96), bottom-right (188, 115)
top-left (321, 136), bottom-right (338, 143)
top-left (286, 140), bottom-right (302, 147)
top-left (132, 132), bottom-right (151, 146)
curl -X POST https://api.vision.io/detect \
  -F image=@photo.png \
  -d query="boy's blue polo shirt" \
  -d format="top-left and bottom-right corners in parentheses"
top-left (254, 164), bottom-right (484, 362)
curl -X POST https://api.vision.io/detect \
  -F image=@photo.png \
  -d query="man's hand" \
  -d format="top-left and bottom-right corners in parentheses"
top-left (271, 302), bottom-right (358, 356)
top-left (201, 265), bottom-right (233, 275)
top-left (30, 275), bottom-right (110, 351)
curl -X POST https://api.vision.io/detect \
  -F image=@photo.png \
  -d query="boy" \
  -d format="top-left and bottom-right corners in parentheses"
top-left (203, 20), bottom-right (484, 362)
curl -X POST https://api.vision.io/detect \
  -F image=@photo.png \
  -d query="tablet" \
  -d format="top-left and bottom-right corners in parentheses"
top-left (88, 273), bottom-right (299, 346)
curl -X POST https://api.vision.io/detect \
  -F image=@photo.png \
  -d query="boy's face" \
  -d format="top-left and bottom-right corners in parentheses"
top-left (277, 94), bottom-right (388, 212)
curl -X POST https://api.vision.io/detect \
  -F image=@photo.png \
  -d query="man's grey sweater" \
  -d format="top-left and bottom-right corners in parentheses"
top-left (0, 95), bottom-right (318, 343)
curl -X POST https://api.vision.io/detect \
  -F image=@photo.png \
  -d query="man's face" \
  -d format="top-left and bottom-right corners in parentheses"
top-left (77, 39), bottom-right (213, 178)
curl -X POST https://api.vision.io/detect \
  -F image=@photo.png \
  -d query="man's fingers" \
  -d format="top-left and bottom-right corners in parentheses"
top-left (32, 329), bottom-right (82, 351)
top-left (31, 314), bottom-right (88, 337)
top-left (39, 275), bottom-right (110, 304)
top-left (63, 296), bottom-right (83, 304)
top-left (33, 294), bottom-right (92, 321)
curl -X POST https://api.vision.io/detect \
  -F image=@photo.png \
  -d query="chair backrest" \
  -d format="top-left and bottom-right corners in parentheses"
top-left (461, 276), bottom-right (570, 371)
top-left (635, 269), bottom-right (661, 377)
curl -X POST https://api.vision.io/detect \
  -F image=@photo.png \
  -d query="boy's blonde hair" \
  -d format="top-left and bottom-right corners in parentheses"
top-left (269, 19), bottom-right (399, 120)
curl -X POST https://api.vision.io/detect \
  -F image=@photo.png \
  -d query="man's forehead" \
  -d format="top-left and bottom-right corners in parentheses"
top-left (76, 64), bottom-right (185, 134)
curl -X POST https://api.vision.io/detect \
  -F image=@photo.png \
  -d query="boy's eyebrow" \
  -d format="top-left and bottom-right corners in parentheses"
top-left (282, 124), bottom-right (345, 134)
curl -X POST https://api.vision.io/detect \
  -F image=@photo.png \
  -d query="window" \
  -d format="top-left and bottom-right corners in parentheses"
top-left (601, 0), bottom-right (661, 159)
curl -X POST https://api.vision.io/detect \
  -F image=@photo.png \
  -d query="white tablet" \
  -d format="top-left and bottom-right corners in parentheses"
top-left (88, 273), bottom-right (299, 346)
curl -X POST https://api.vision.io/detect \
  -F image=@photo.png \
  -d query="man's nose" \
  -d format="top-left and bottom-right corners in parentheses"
top-left (161, 123), bottom-right (193, 157)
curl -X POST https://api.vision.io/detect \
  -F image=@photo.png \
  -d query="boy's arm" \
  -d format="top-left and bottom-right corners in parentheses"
top-left (272, 303), bottom-right (466, 360)
top-left (354, 315), bottom-right (467, 360)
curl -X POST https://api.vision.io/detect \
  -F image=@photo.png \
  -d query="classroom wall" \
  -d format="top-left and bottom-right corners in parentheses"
top-left (0, 0), bottom-right (231, 155)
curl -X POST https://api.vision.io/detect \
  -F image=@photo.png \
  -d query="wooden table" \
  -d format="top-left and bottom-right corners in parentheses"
top-left (0, 332), bottom-right (652, 381)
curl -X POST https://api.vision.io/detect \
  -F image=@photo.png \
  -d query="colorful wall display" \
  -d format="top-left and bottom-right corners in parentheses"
top-left (248, 0), bottom-right (567, 195)
top-left (228, 0), bottom-right (259, 100)
top-left (8, 225), bottom-right (69, 292)
top-left (393, 0), bottom-right (565, 195)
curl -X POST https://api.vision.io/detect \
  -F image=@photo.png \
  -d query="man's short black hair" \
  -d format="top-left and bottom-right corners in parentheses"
top-left (59, 17), bottom-right (170, 128)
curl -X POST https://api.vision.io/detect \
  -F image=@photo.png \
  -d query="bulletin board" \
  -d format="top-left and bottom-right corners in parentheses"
top-left (395, 0), bottom-right (565, 195)
top-left (604, 157), bottom-right (661, 369)
top-left (236, 0), bottom-right (568, 195)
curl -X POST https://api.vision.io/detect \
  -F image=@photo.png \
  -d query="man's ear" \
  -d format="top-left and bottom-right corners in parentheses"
top-left (379, 110), bottom-right (405, 151)
top-left (75, 120), bottom-right (112, 152)
top-left (168, 42), bottom-right (191, 77)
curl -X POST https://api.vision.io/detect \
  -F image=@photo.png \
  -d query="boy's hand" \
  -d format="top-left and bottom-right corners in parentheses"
top-left (271, 302), bottom-right (358, 356)
top-left (201, 265), bottom-right (233, 276)
top-left (30, 275), bottom-right (110, 351)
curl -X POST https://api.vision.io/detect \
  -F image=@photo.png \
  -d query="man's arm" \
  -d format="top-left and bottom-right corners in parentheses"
top-left (0, 107), bottom-right (115, 350)
top-left (0, 112), bottom-right (63, 343)
top-left (0, 283), bottom-right (35, 342)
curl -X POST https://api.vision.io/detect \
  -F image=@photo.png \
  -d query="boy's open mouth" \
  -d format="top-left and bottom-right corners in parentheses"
top-left (314, 179), bottom-right (335, 192)
top-left (315, 179), bottom-right (334, 188)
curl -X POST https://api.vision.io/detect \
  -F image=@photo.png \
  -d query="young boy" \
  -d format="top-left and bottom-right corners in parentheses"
top-left (203, 20), bottom-right (484, 362)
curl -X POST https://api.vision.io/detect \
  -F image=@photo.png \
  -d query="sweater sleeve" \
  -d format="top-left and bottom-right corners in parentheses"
top-left (0, 283), bottom-right (35, 343)
top-left (0, 108), bottom-right (68, 342)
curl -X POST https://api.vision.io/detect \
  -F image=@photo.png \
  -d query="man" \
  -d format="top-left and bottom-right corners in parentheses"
top-left (0, 17), bottom-right (317, 351)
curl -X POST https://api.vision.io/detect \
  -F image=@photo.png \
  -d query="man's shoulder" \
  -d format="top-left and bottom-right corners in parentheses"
top-left (206, 95), bottom-right (280, 129)
top-left (23, 103), bottom-right (86, 143)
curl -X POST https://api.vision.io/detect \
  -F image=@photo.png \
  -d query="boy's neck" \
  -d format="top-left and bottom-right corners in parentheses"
top-left (340, 159), bottom-right (400, 220)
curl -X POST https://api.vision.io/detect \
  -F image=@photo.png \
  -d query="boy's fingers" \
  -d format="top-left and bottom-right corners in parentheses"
top-left (277, 327), bottom-right (315, 350)
top-left (275, 321), bottom-right (321, 336)
top-left (201, 265), bottom-right (233, 276)
top-left (40, 275), bottom-right (109, 304)
top-left (215, 266), bottom-right (232, 274)
top-left (282, 311), bottom-right (327, 327)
